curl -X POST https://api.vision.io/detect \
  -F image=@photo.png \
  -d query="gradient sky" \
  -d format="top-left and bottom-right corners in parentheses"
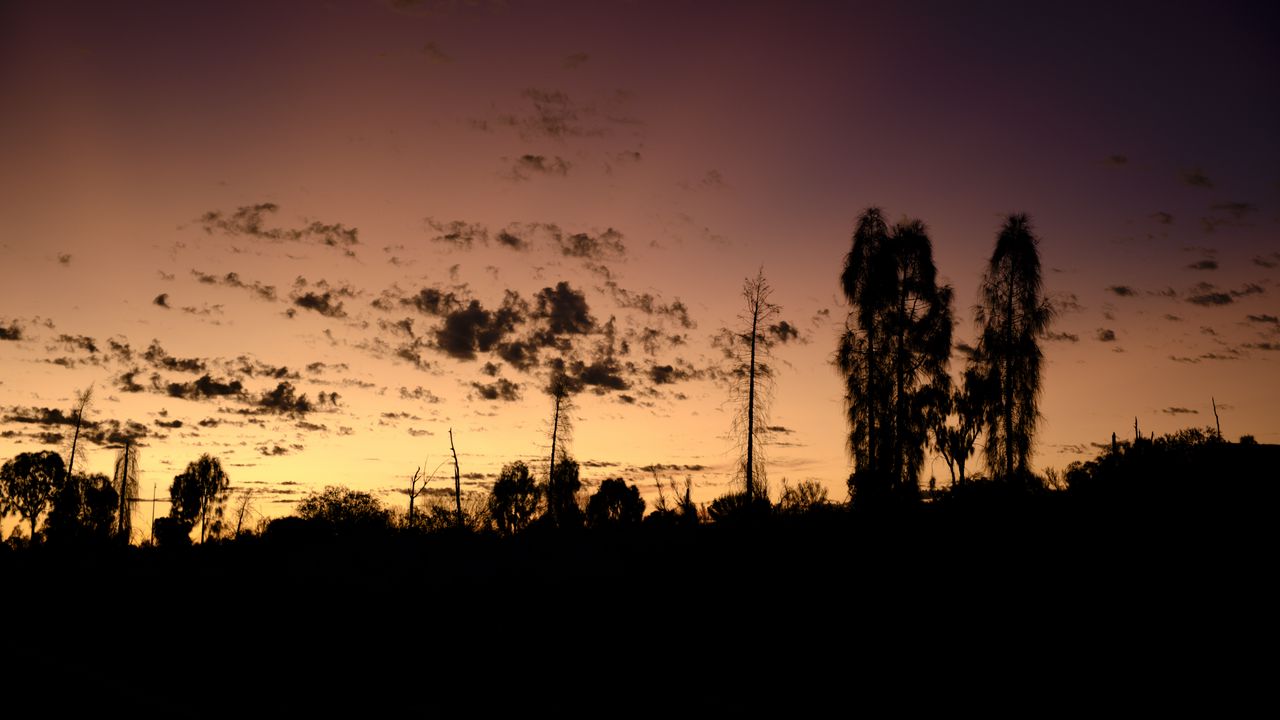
top-left (2, 0), bottom-right (1278, 527)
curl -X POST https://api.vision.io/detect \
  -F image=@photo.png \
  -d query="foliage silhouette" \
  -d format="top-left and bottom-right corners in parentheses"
top-left (169, 454), bottom-right (230, 543)
top-left (778, 479), bottom-right (832, 516)
top-left (488, 461), bottom-right (541, 535)
top-left (975, 214), bottom-right (1054, 484)
top-left (585, 478), bottom-right (645, 529)
top-left (545, 455), bottom-right (584, 529)
top-left (930, 366), bottom-right (985, 487)
top-left (1, 450), bottom-right (66, 538)
top-left (45, 472), bottom-right (118, 544)
top-left (706, 490), bottom-right (771, 524)
top-left (839, 208), bottom-right (953, 505)
top-left (296, 485), bottom-right (392, 535)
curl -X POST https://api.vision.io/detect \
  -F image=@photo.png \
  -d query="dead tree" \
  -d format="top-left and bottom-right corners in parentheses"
top-left (450, 428), bottom-right (462, 529)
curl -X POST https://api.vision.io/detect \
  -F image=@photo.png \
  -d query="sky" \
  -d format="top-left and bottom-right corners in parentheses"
top-left (2, 0), bottom-right (1278, 528)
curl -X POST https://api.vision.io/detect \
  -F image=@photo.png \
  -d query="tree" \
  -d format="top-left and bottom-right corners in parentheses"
top-left (930, 366), bottom-right (985, 487)
top-left (296, 485), bottom-right (391, 533)
top-left (725, 269), bottom-right (782, 502)
top-left (45, 472), bottom-right (117, 543)
top-left (545, 370), bottom-right (576, 527)
top-left (487, 461), bottom-right (541, 536)
top-left (546, 455), bottom-right (584, 529)
top-left (839, 208), bottom-right (954, 504)
top-left (112, 441), bottom-right (140, 543)
top-left (974, 214), bottom-right (1054, 483)
top-left (0, 451), bottom-right (66, 538)
top-left (586, 478), bottom-right (645, 529)
top-left (63, 384), bottom-right (94, 491)
top-left (169, 454), bottom-right (230, 543)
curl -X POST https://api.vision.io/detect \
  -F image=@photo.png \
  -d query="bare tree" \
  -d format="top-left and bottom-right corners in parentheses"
top-left (729, 269), bottom-right (781, 501)
top-left (545, 373), bottom-right (576, 526)
top-left (112, 441), bottom-right (140, 543)
top-left (450, 428), bottom-right (462, 529)
top-left (229, 487), bottom-right (261, 537)
top-left (64, 384), bottom-right (94, 485)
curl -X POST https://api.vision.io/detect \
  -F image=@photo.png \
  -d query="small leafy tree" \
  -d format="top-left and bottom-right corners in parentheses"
top-left (586, 478), bottom-right (645, 529)
top-left (169, 454), bottom-right (230, 543)
top-left (0, 451), bottom-right (66, 539)
top-left (296, 485), bottom-right (391, 534)
top-left (45, 472), bottom-right (118, 543)
top-left (488, 461), bottom-right (541, 536)
top-left (546, 455), bottom-right (584, 529)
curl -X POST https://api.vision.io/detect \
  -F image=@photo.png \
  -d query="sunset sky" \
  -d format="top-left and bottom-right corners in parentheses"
top-left (2, 0), bottom-right (1277, 525)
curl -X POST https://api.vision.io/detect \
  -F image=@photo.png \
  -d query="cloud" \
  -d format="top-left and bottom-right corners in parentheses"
top-left (1182, 168), bottom-right (1213, 188)
top-left (700, 170), bottom-right (726, 188)
top-left (0, 321), bottom-right (22, 341)
top-left (1106, 285), bottom-right (1138, 297)
top-left (1247, 314), bottom-right (1279, 325)
top-left (648, 362), bottom-right (698, 385)
top-left (198, 203), bottom-right (359, 255)
top-left (259, 444), bottom-right (290, 456)
top-left (55, 334), bottom-right (98, 354)
top-left (534, 282), bottom-right (595, 337)
top-left (398, 386), bottom-right (442, 403)
top-left (155, 419), bottom-right (183, 429)
top-left (1186, 291), bottom-right (1233, 306)
top-left (167, 375), bottom-right (244, 400)
top-left (767, 321), bottom-right (801, 344)
top-left (144, 340), bottom-right (206, 373)
top-left (1253, 253), bottom-right (1280, 269)
top-left (402, 286), bottom-right (465, 316)
top-left (1210, 202), bottom-right (1257, 220)
top-left (1051, 293), bottom-right (1084, 314)
top-left (425, 218), bottom-right (489, 249)
top-left (1244, 342), bottom-right (1280, 351)
top-left (1181, 282), bottom-right (1261, 307)
top-left (191, 270), bottom-right (278, 301)
top-left (563, 52), bottom-right (589, 69)
top-left (603, 282), bottom-right (695, 328)
top-left (292, 291), bottom-right (347, 318)
top-left (556, 228), bottom-right (625, 261)
top-left (436, 292), bottom-right (526, 360)
top-left (1163, 407), bottom-right (1199, 415)
top-left (154, 293), bottom-right (170, 308)
top-left (57, 253), bottom-right (72, 265)
top-left (471, 378), bottom-right (520, 401)
top-left (1105, 154), bottom-right (1128, 166)
top-left (1150, 212), bottom-right (1174, 225)
top-left (1096, 328), bottom-right (1117, 342)
top-left (494, 229), bottom-right (528, 250)
top-left (515, 88), bottom-right (606, 139)
top-left (1044, 331), bottom-right (1079, 342)
top-left (3, 406), bottom-right (148, 447)
top-left (255, 382), bottom-right (317, 414)
top-left (1187, 260), bottom-right (1218, 271)
top-left (510, 154), bottom-right (571, 180)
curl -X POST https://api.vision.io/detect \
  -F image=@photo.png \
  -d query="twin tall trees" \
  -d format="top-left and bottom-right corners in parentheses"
top-left (839, 208), bottom-right (1052, 503)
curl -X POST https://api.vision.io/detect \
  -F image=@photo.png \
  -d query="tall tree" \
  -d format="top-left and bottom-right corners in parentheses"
top-left (64, 384), bottom-right (94, 490)
top-left (974, 213), bottom-right (1054, 483)
top-left (169, 454), bottom-right (230, 543)
top-left (545, 372), bottom-right (576, 527)
top-left (730, 269), bottom-right (781, 501)
top-left (113, 441), bottom-right (140, 543)
top-left (839, 208), bottom-right (953, 504)
top-left (1, 451), bottom-right (66, 538)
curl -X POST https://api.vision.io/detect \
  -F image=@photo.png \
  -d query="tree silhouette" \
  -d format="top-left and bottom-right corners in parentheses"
top-left (296, 485), bottom-right (391, 533)
top-left (45, 472), bottom-right (117, 543)
top-left (839, 208), bottom-right (953, 504)
top-left (488, 461), bottom-right (541, 536)
top-left (0, 450), bottom-right (65, 538)
top-left (63, 384), bottom-right (93, 491)
top-left (930, 366), bottom-right (985, 487)
top-left (546, 455), bottom-right (584, 529)
top-left (585, 478), bottom-right (645, 528)
top-left (169, 454), bottom-right (230, 543)
top-left (112, 441), bottom-right (140, 542)
top-left (726, 268), bottom-right (781, 501)
top-left (545, 370), bottom-right (576, 527)
top-left (974, 214), bottom-right (1054, 483)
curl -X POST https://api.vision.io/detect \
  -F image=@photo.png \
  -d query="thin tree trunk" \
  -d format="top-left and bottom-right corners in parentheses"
top-left (1004, 272), bottom-right (1015, 481)
top-left (746, 301), bottom-right (758, 500)
top-left (549, 395), bottom-right (560, 525)
top-left (117, 441), bottom-right (130, 543)
top-left (450, 428), bottom-right (462, 529)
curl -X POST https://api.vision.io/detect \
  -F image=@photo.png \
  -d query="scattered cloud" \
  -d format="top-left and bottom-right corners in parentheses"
top-left (0, 321), bottom-right (22, 341)
top-left (1163, 407), bottom-right (1199, 415)
top-left (198, 203), bottom-right (359, 256)
top-left (1044, 331), bottom-right (1079, 342)
top-left (292, 291), bottom-right (347, 318)
top-left (510, 154), bottom-right (570, 180)
top-left (1150, 212), bottom-right (1174, 225)
top-left (191, 269), bottom-right (277, 301)
top-left (563, 52), bottom-right (589, 69)
top-left (1106, 285), bottom-right (1137, 297)
top-left (603, 281), bottom-right (694, 328)
top-left (1096, 328), bottom-right (1117, 342)
top-left (471, 378), bottom-right (520, 401)
top-left (1209, 201), bottom-right (1257, 220)
top-left (1104, 154), bottom-right (1128, 166)
top-left (1182, 168), bottom-right (1213, 188)
top-left (1253, 252), bottom-right (1280, 269)
top-left (153, 293), bottom-right (170, 308)
top-left (767, 321), bottom-right (801, 344)
top-left (399, 386), bottom-right (443, 403)
top-left (1187, 259), bottom-right (1218, 271)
